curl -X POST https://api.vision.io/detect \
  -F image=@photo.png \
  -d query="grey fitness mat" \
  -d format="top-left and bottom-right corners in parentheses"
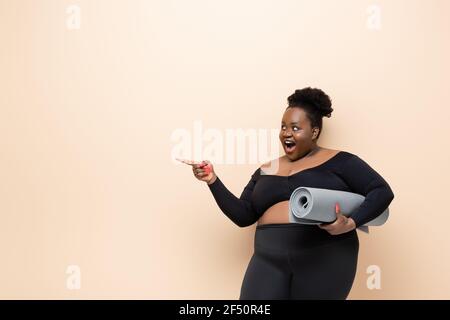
top-left (289, 187), bottom-right (389, 228)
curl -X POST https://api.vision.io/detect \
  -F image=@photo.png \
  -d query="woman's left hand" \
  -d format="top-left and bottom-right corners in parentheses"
top-left (319, 203), bottom-right (356, 235)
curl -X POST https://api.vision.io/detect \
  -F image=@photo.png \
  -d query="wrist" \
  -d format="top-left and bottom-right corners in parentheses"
top-left (206, 174), bottom-right (217, 185)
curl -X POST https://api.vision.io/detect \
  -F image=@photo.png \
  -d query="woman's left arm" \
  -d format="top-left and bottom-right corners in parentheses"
top-left (334, 154), bottom-right (395, 228)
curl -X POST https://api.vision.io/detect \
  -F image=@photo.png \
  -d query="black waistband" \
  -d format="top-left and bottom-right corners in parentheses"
top-left (254, 223), bottom-right (358, 253)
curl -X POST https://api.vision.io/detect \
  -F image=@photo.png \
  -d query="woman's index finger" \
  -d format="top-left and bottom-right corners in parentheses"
top-left (176, 158), bottom-right (202, 166)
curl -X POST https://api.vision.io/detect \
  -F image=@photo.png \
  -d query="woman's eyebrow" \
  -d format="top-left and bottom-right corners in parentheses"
top-left (281, 122), bottom-right (300, 125)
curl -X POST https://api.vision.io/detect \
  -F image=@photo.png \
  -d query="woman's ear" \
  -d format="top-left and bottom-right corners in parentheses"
top-left (312, 128), bottom-right (319, 139)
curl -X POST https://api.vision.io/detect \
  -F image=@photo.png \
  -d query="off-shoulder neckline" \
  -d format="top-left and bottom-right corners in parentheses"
top-left (258, 151), bottom-right (349, 178)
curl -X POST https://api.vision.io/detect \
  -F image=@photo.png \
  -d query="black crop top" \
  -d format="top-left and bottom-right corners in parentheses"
top-left (207, 151), bottom-right (394, 228)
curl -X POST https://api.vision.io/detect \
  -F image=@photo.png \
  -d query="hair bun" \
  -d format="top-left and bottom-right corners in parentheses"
top-left (288, 87), bottom-right (333, 118)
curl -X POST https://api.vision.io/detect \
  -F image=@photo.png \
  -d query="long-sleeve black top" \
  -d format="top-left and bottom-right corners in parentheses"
top-left (207, 151), bottom-right (394, 228)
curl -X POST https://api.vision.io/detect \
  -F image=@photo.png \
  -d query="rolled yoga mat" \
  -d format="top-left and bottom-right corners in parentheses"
top-left (289, 187), bottom-right (389, 227)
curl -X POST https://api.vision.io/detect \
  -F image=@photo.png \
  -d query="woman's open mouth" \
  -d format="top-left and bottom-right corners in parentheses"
top-left (283, 139), bottom-right (296, 154)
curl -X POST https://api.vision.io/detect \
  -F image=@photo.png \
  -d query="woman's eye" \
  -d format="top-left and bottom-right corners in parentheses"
top-left (281, 125), bottom-right (299, 131)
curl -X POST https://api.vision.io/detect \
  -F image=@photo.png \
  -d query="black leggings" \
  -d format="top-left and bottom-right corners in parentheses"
top-left (240, 223), bottom-right (359, 300)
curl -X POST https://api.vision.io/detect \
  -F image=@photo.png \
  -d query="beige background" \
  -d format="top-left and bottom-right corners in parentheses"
top-left (1, 0), bottom-right (449, 299)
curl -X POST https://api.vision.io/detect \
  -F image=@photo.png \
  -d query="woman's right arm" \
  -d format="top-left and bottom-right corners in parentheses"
top-left (207, 169), bottom-right (261, 228)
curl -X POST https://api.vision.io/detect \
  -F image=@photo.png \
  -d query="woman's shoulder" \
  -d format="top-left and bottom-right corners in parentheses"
top-left (334, 150), bottom-right (377, 173)
top-left (337, 150), bottom-right (365, 161)
top-left (336, 149), bottom-right (356, 159)
top-left (257, 156), bottom-right (289, 175)
top-left (332, 150), bottom-right (364, 168)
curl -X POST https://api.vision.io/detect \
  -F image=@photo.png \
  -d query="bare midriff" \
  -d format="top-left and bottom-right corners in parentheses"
top-left (256, 148), bottom-right (340, 226)
top-left (257, 201), bottom-right (291, 225)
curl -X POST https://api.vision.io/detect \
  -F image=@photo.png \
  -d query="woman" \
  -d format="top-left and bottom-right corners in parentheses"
top-left (183, 87), bottom-right (394, 300)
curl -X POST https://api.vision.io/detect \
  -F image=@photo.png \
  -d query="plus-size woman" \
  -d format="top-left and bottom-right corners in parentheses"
top-left (185, 87), bottom-right (394, 300)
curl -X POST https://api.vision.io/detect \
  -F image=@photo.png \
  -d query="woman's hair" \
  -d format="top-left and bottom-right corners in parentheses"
top-left (286, 87), bottom-right (333, 140)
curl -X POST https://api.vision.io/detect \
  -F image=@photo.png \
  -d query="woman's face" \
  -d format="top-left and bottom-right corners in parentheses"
top-left (279, 107), bottom-right (317, 161)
